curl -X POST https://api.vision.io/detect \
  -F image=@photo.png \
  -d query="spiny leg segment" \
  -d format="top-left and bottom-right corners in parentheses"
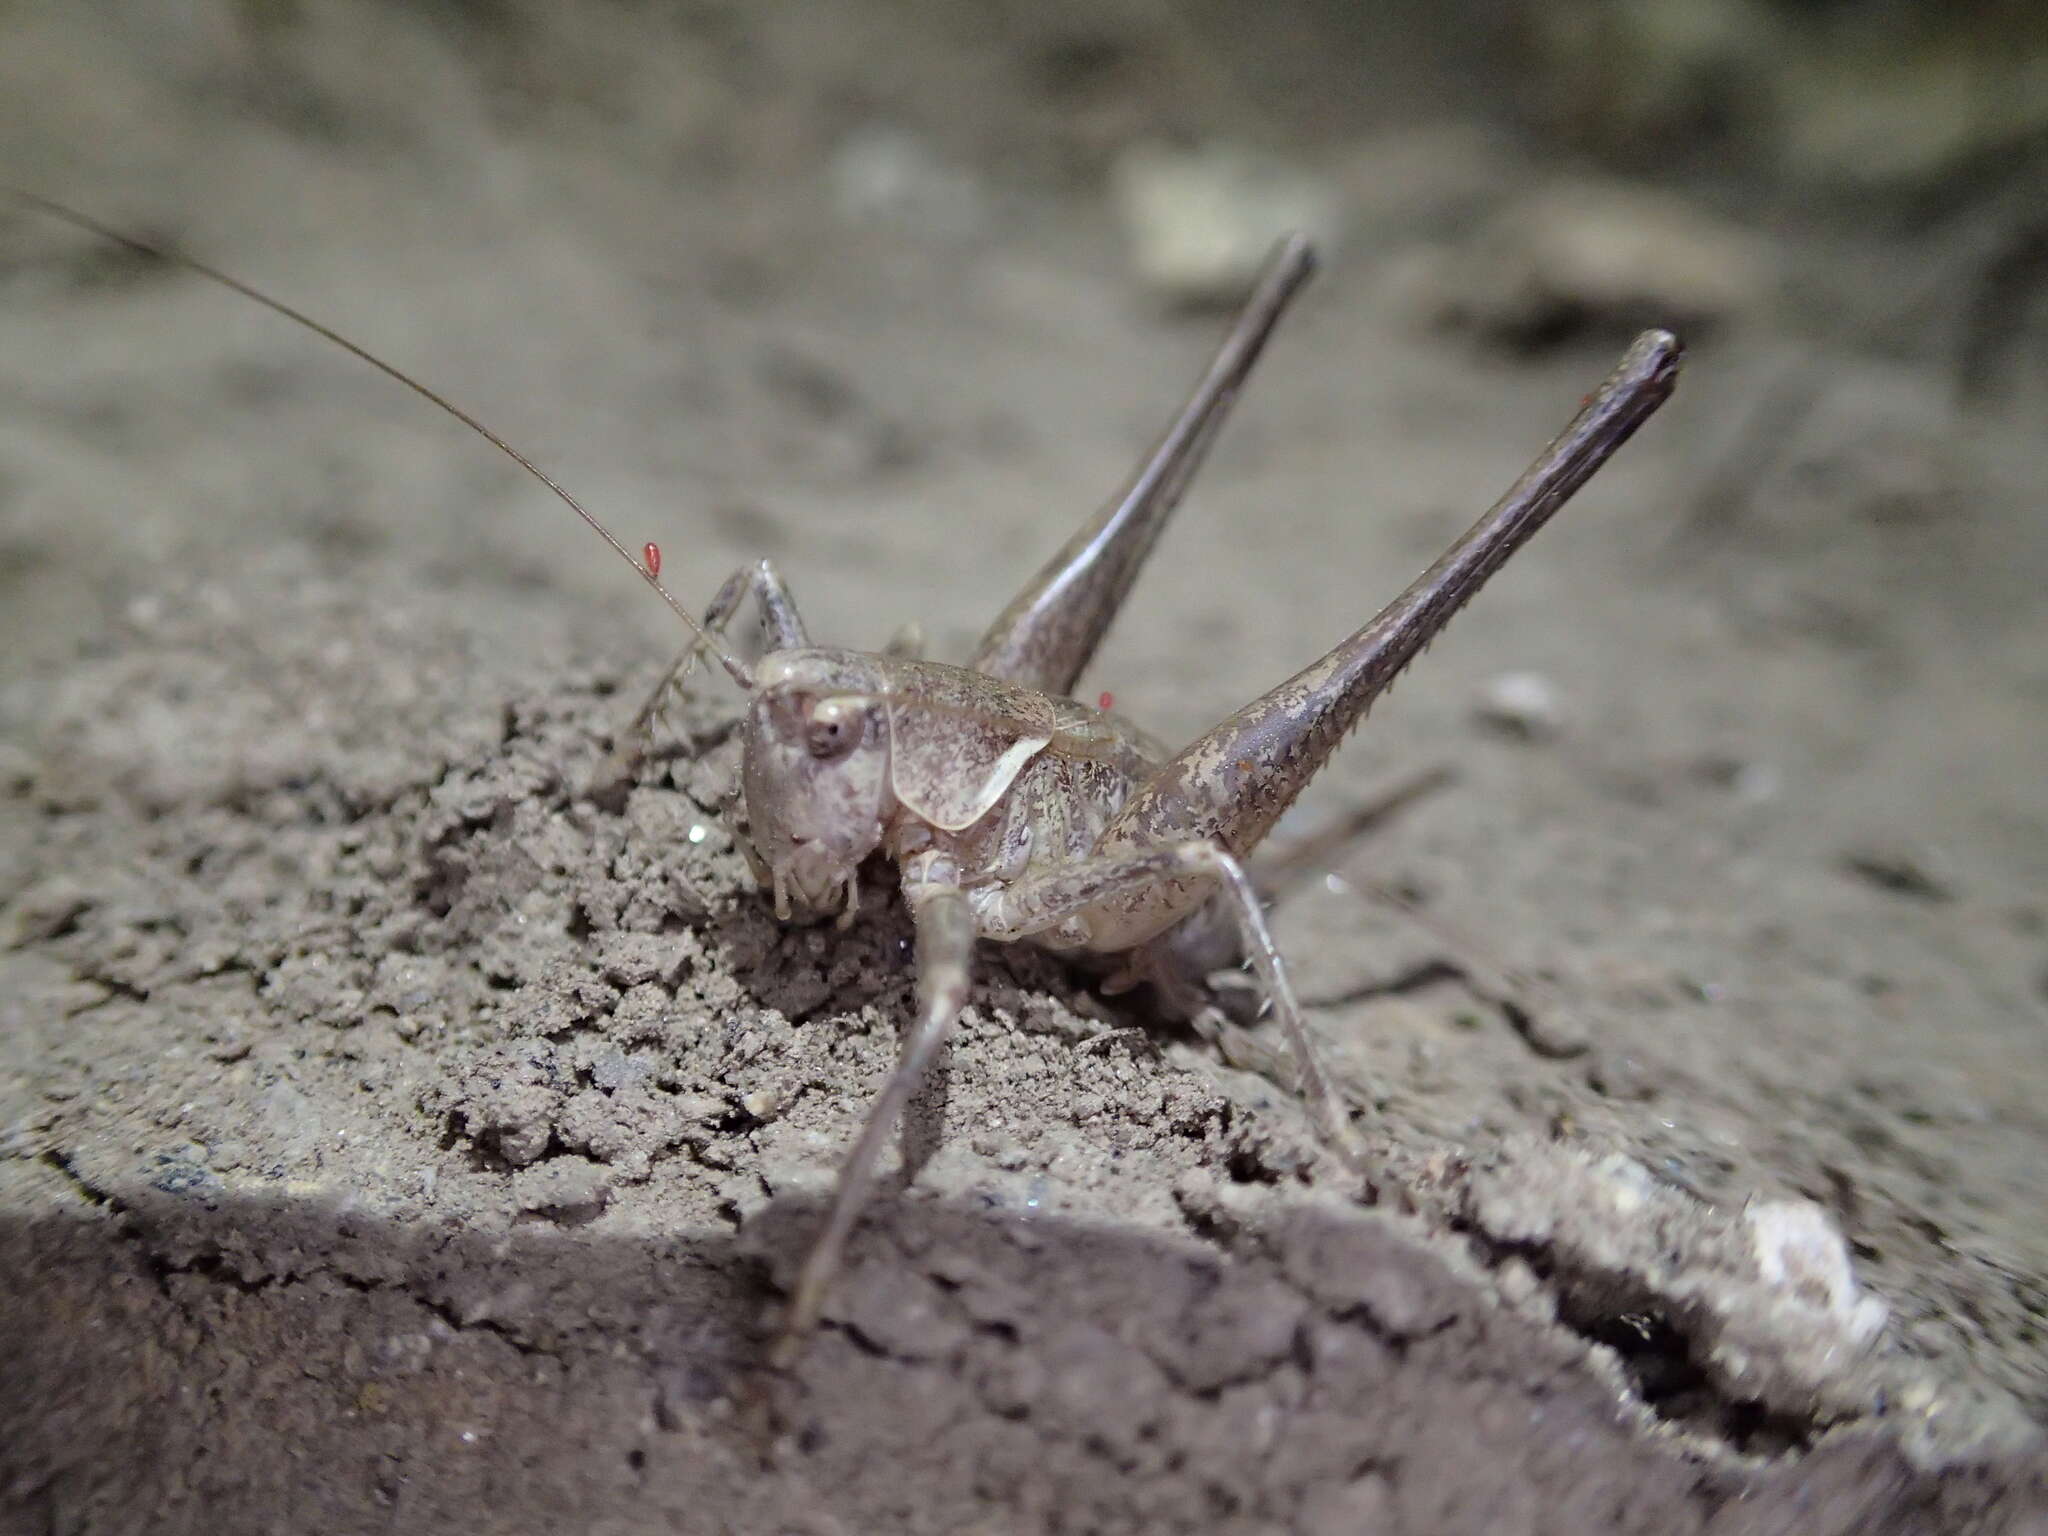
top-left (1099, 329), bottom-right (1682, 862)
top-left (969, 235), bottom-right (1317, 697)
top-left (767, 884), bottom-right (975, 1372)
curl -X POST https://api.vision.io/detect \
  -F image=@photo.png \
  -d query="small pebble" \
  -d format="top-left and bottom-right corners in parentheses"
top-left (1111, 140), bottom-right (1344, 308)
top-left (1840, 843), bottom-right (1955, 903)
top-left (830, 127), bottom-right (985, 238)
top-left (1474, 671), bottom-right (1561, 739)
top-left (1392, 178), bottom-right (1773, 345)
top-left (511, 1156), bottom-right (612, 1221)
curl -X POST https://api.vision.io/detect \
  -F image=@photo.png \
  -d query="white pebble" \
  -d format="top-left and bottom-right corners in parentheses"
top-left (1475, 671), bottom-right (1562, 738)
top-left (1111, 141), bottom-right (1344, 308)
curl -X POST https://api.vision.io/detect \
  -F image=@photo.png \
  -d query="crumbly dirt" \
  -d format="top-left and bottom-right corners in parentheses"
top-left (2, 3), bottom-right (2046, 1533)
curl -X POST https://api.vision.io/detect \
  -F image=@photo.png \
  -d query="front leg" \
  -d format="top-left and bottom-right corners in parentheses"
top-left (615, 557), bottom-right (811, 757)
top-left (768, 883), bottom-right (974, 1371)
top-left (977, 842), bottom-right (1363, 1168)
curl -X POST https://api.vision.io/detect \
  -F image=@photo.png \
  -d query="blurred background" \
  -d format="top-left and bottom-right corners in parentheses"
top-left (2, 0), bottom-right (2046, 1443)
top-left (2, 0), bottom-right (2043, 877)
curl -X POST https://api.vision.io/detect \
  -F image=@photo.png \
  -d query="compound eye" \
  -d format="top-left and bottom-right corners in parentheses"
top-left (805, 697), bottom-right (863, 759)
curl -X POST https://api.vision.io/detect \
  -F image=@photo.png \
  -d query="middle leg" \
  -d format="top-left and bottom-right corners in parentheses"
top-left (977, 840), bottom-right (1364, 1166)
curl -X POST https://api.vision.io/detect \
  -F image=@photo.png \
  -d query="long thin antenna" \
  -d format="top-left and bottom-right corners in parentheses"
top-left (6, 187), bottom-right (753, 689)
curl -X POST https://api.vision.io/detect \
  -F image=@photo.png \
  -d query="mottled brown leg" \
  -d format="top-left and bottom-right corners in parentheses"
top-left (1100, 331), bottom-right (1682, 864)
top-left (978, 840), bottom-right (1363, 1166)
top-left (968, 235), bottom-right (1315, 697)
top-left (768, 884), bottom-right (975, 1371)
top-left (881, 620), bottom-right (925, 659)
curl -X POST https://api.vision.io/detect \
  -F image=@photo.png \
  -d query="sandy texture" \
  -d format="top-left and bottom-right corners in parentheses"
top-left (3, 3), bottom-right (2046, 1532)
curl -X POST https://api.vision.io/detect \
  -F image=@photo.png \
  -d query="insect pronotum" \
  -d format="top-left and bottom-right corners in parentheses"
top-left (10, 190), bottom-right (1683, 1382)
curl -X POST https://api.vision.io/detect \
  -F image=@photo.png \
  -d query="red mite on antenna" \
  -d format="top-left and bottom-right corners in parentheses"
top-left (1098, 692), bottom-right (1115, 711)
top-left (643, 542), bottom-right (662, 578)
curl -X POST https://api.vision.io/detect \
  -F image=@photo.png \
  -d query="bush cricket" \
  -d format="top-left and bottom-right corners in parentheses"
top-left (9, 191), bottom-right (1682, 1379)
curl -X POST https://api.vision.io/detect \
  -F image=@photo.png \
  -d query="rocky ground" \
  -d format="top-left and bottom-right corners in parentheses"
top-left (2, 3), bottom-right (2045, 1532)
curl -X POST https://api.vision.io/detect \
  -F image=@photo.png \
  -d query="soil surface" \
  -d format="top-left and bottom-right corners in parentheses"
top-left (2, 3), bottom-right (2045, 1533)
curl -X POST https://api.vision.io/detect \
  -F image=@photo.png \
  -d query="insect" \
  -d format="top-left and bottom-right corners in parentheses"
top-left (11, 192), bottom-right (1682, 1378)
